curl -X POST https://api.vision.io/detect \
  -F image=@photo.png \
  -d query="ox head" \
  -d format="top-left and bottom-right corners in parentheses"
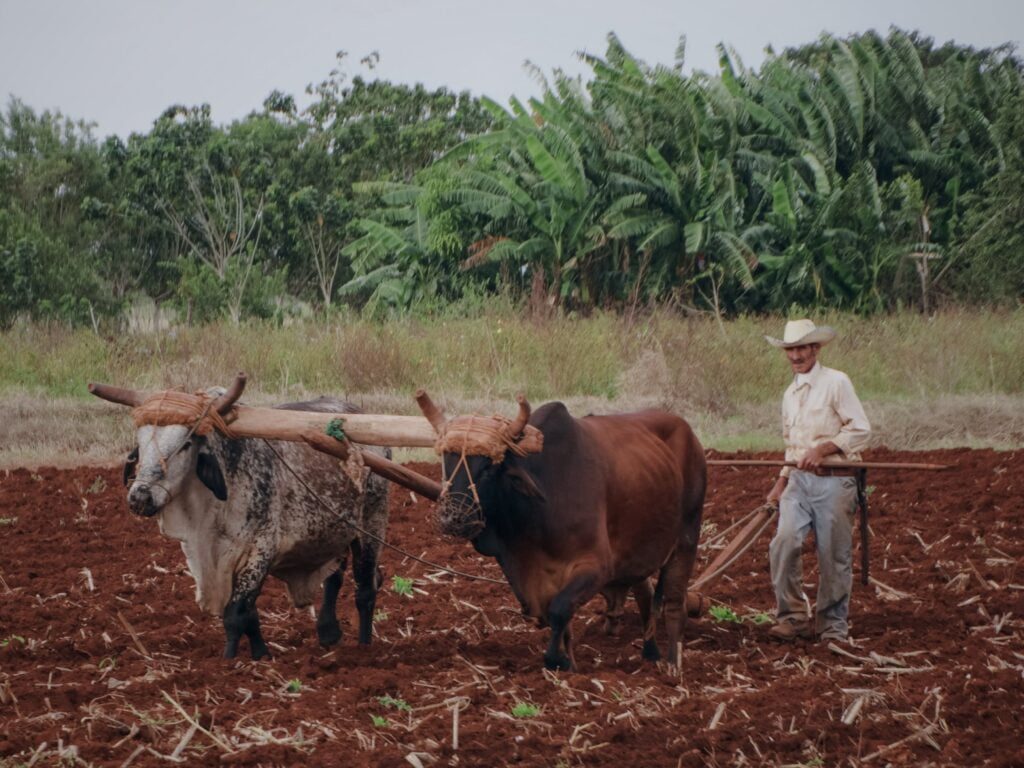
top-left (90, 375), bottom-right (245, 517)
top-left (416, 391), bottom-right (543, 539)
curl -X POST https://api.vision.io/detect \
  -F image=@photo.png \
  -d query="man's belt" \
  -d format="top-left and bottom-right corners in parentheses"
top-left (787, 465), bottom-right (862, 477)
top-left (812, 466), bottom-right (861, 477)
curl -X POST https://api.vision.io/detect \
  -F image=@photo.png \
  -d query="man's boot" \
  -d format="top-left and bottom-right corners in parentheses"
top-left (767, 618), bottom-right (814, 641)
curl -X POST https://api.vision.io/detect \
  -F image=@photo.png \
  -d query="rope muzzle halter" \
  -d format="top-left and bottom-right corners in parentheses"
top-left (416, 390), bottom-right (544, 539)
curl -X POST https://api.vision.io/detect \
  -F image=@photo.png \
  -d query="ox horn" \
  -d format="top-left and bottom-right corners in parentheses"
top-left (211, 372), bottom-right (247, 415)
top-left (88, 382), bottom-right (146, 408)
top-left (415, 389), bottom-right (447, 434)
top-left (506, 394), bottom-right (531, 438)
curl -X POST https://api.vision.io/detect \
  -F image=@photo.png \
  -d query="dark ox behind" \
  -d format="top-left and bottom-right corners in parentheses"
top-left (124, 393), bottom-right (389, 660)
top-left (421, 393), bottom-right (706, 671)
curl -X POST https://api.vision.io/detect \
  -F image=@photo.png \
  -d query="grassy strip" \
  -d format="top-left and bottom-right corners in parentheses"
top-left (2, 308), bottom-right (1022, 466)
top-left (2, 308), bottom-right (1022, 405)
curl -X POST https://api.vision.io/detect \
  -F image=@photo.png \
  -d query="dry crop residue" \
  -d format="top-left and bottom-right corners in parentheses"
top-left (0, 449), bottom-right (1021, 767)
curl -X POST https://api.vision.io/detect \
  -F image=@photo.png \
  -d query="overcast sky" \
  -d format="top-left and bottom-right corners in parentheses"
top-left (1, 0), bottom-right (1022, 140)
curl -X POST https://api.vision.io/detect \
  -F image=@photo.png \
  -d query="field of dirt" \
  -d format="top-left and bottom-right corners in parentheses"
top-left (1, 449), bottom-right (1022, 767)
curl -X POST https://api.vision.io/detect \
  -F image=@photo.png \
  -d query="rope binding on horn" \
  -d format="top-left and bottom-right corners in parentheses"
top-left (433, 414), bottom-right (543, 464)
top-left (131, 390), bottom-right (238, 437)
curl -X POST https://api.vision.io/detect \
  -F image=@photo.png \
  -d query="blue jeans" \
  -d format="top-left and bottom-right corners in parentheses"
top-left (769, 471), bottom-right (858, 637)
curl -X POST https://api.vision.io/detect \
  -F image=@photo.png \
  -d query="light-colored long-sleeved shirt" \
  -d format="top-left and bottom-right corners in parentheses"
top-left (780, 362), bottom-right (871, 478)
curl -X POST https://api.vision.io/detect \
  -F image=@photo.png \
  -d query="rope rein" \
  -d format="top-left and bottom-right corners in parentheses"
top-left (438, 415), bottom-right (488, 505)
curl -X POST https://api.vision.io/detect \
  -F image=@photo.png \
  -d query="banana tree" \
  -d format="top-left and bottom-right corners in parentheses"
top-left (444, 90), bottom-right (612, 308)
top-left (339, 175), bottom-right (473, 311)
top-left (586, 38), bottom-right (761, 309)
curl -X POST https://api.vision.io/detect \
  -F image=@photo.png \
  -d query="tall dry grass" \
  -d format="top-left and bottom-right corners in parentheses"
top-left (2, 307), bottom-right (1022, 466)
top-left (4, 308), bottom-right (1022, 402)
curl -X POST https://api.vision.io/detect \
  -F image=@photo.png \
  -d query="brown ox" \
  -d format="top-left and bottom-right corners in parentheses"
top-left (418, 393), bottom-right (706, 670)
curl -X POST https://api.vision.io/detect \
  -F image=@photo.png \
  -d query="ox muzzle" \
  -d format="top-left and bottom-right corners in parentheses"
top-left (127, 483), bottom-right (168, 517)
top-left (434, 491), bottom-right (485, 540)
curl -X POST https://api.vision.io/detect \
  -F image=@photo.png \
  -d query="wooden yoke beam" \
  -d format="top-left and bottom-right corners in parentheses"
top-left (224, 405), bottom-right (437, 448)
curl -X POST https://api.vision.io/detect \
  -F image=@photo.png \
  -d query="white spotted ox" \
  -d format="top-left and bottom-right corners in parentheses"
top-left (90, 377), bottom-right (389, 660)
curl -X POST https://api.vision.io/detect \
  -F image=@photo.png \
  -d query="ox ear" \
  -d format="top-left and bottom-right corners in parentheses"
top-left (503, 466), bottom-right (545, 500)
top-left (122, 447), bottom-right (139, 487)
top-left (196, 447), bottom-right (228, 501)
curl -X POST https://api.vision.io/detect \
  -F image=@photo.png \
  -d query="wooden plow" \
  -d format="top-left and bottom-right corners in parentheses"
top-left (90, 373), bottom-right (948, 616)
top-left (706, 458), bottom-right (948, 588)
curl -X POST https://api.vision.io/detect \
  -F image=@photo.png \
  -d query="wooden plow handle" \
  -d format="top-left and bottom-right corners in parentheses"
top-left (706, 459), bottom-right (949, 471)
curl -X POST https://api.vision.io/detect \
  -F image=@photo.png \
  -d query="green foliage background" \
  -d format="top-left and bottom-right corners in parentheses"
top-left (1, 29), bottom-right (1021, 327)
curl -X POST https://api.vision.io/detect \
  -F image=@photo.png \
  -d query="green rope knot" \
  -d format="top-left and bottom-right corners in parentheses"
top-left (325, 418), bottom-right (347, 442)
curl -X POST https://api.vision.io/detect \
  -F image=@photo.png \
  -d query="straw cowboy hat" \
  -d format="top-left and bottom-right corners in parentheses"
top-left (764, 319), bottom-right (837, 348)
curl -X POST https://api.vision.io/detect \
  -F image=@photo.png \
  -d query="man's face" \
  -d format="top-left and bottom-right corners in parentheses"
top-left (784, 343), bottom-right (818, 375)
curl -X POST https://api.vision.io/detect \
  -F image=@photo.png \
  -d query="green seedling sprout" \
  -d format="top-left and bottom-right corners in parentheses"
top-left (285, 679), bottom-right (302, 693)
top-left (370, 714), bottom-right (390, 728)
top-left (709, 605), bottom-right (742, 623)
top-left (511, 702), bottom-right (541, 718)
top-left (708, 605), bottom-right (773, 625)
top-left (391, 575), bottom-right (414, 597)
top-left (377, 694), bottom-right (412, 712)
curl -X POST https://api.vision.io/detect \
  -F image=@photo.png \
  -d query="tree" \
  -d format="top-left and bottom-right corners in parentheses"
top-left (444, 89), bottom-right (615, 309)
top-left (340, 174), bottom-right (473, 312)
top-left (0, 98), bottom-right (112, 327)
top-left (161, 165), bottom-right (265, 324)
top-left (288, 186), bottom-right (350, 308)
top-left (586, 36), bottom-right (757, 310)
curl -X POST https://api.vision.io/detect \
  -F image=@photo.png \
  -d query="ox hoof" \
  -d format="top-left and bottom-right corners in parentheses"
top-left (251, 645), bottom-right (272, 661)
top-left (543, 652), bottom-right (572, 672)
top-left (641, 639), bottom-right (661, 661)
top-left (317, 621), bottom-right (342, 647)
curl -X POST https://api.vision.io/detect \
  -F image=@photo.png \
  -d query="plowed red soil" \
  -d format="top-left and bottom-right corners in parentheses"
top-left (1, 449), bottom-right (1022, 767)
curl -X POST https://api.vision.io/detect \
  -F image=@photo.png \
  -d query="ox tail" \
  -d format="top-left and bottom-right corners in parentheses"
top-left (653, 569), bottom-right (666, 611)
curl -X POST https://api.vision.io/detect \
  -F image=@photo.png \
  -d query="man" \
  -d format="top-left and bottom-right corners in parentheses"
top-left (764, 319), bottom-right (871, 643)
